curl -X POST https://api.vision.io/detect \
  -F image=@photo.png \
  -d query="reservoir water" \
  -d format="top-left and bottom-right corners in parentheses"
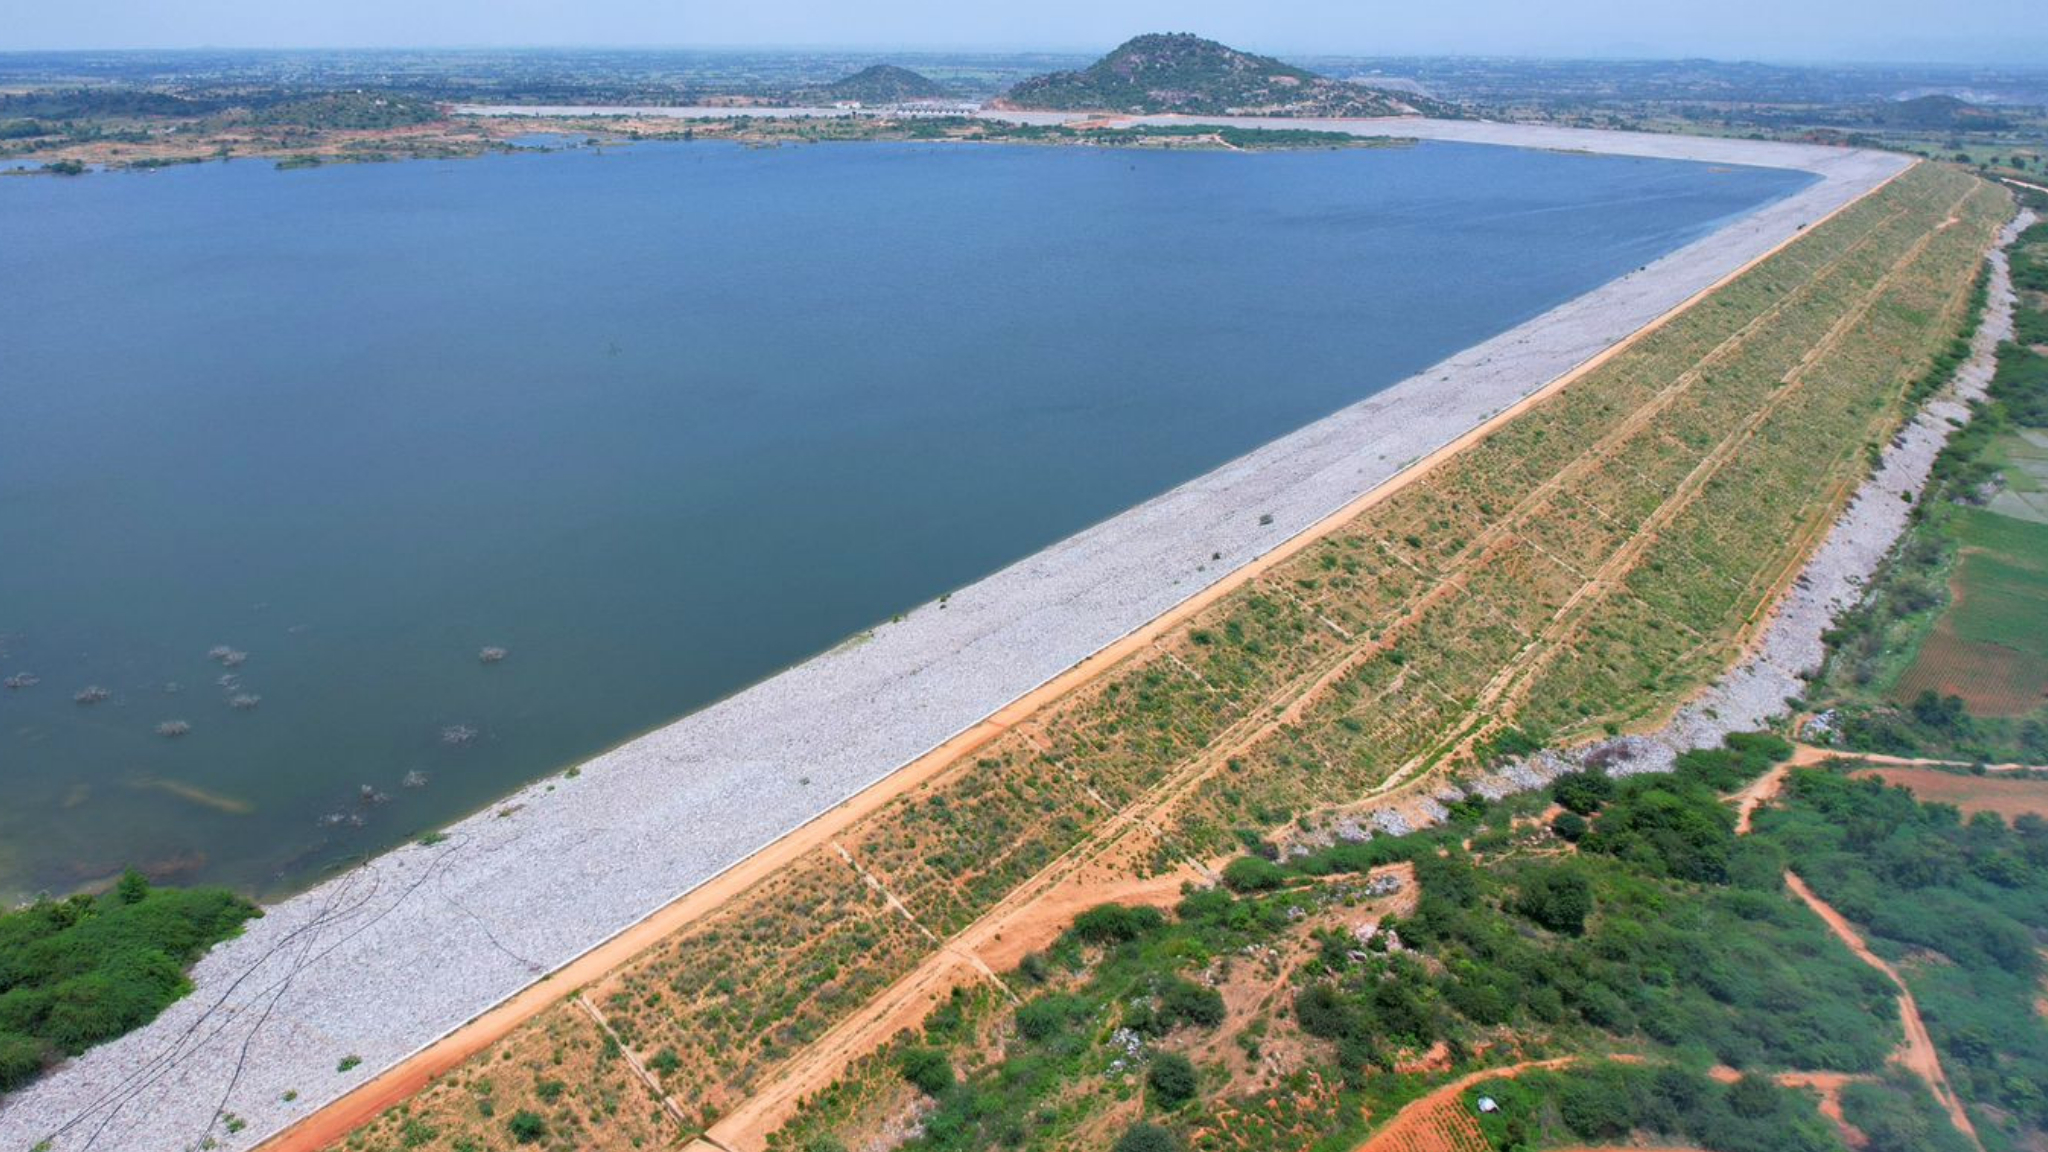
top-left (0, 139), bottom-right (1810, 900)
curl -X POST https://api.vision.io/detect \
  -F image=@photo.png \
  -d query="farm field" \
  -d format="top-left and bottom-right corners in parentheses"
top-left (1850, 764), bottom-right (2048, 821)
top-left (318, 161), bottom-right (2007, 1152)
top-left (1983, 428), bottom-right (2048, 523)
top-left (1890, 507), bottom-right (2048, 716)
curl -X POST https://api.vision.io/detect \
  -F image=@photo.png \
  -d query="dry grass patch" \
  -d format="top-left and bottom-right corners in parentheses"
top-left (339, 1000), bottom-right (671, 1152)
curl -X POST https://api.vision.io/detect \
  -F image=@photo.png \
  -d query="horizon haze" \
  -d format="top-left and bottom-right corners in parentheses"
top-left (4, 0), bottom-right (2045, 65)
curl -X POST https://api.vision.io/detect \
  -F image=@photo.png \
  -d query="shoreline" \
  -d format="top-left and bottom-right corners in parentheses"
top-left (0, 123), bottom-right (1909, 1152)
top-left (460, 104), bottom-right (1897, 171)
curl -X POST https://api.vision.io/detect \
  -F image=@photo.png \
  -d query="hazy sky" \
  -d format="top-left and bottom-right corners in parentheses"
top-left (5, 0), bottom-right (2041, 63)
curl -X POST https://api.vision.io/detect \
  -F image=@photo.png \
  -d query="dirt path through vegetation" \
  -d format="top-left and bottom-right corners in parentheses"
top-left (1780, 1071), bottom-right (1869, 1148)
top-left (1781, 871), bottom-right (1980, 1147)
top-left (1548, 1139), bottom-right (1695, 1147)
top-left (1349, 1051), bottom-right (1875, 1152)
top-left (1731, 761), bottom-right (1793, 834)
top-left (1732, 759), bottom-right (1976, 1145)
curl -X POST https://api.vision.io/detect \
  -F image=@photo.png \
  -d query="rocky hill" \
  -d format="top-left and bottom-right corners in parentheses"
top-left (995, 33), bottom-right (1438, 118)
top-left (1862, 93), bottom-right (2012, 130)
top-left (806, 64), bottom-right (950, 105)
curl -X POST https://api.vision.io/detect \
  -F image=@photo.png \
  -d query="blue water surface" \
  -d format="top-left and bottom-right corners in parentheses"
top-left (0, 139), bottom-right (1810, 898)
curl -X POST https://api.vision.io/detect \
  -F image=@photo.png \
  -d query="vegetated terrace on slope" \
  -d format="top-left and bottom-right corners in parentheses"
top-left (319, 162), bottom-right (2006, 1152)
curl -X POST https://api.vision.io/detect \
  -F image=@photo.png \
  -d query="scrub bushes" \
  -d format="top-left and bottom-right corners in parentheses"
top-left (0, 872), bottom-right (256, 1093)
top-left (1755, 766), bottom-right (2048, 1141)
top-left (1474, 1062), bottom-right (1841, 1152)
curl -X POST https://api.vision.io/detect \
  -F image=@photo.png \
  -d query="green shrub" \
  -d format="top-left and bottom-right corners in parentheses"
top-left (1017, 951), bottom-right (1051, 984)
top-left (1581, 775), bottom-right (1736, 884)
top-left (1220, 856), bottom-right (1285, 892)
top-left (505, 1109), bottom-right (546, 1143)
top-left (1558, 1063), bottom-right (1641, 1140)
top-left (1112, 1122), bottom-right (1183, 1152)
top-left (1722, 731), bottom-right (1792, 767)
top-left (0, 873), bottom-right (257, 1093)
top-left (1482, 725), bottom-right (1549, 764)
top-left (1015, 994), bottom-right (1084, 1041)
top-left (1147, 1052), bottom-right (1198, 1106)
top-left (1550, 769), bottom-right (1613, 815)
top-left (1069, 904), bottom-right (1166, 946)
top-left (1516, 867), bottom-right (1593, 935)
top-left (0, 1032), bottom-right (40, 1091)
top-left (1157, 980), bottom-right (1225, 1030)
top-left (1292, 984), bottom-right (1355, 1041)
top-left (1551, 810), bottom-right (1589, 842)
top-left (897, 1045), bottom-right (954, 1096)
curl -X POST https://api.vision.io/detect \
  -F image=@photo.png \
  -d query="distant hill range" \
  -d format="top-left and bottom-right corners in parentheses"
top-left (993, 33), bottom-right (1443, 118)
top-left (1863, 94), bottom-right (2012, 131)
top-left (806, 64), bottom-right (951, 105)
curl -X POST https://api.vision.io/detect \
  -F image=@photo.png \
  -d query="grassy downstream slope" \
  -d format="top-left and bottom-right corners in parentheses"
top-left (329, 163), bottom-right (2005, 1152)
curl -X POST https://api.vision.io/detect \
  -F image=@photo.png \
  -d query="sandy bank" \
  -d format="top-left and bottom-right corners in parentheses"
top-left (0, 125), bottom-right (1907, 1152)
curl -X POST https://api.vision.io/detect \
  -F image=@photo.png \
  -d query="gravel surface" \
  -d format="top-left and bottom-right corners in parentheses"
top-left (0, 126), bottom-right (1906, 1152)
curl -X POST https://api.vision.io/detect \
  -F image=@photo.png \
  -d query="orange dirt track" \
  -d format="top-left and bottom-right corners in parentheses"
top-left (1783, 871), bottom-right (1981, 1148)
